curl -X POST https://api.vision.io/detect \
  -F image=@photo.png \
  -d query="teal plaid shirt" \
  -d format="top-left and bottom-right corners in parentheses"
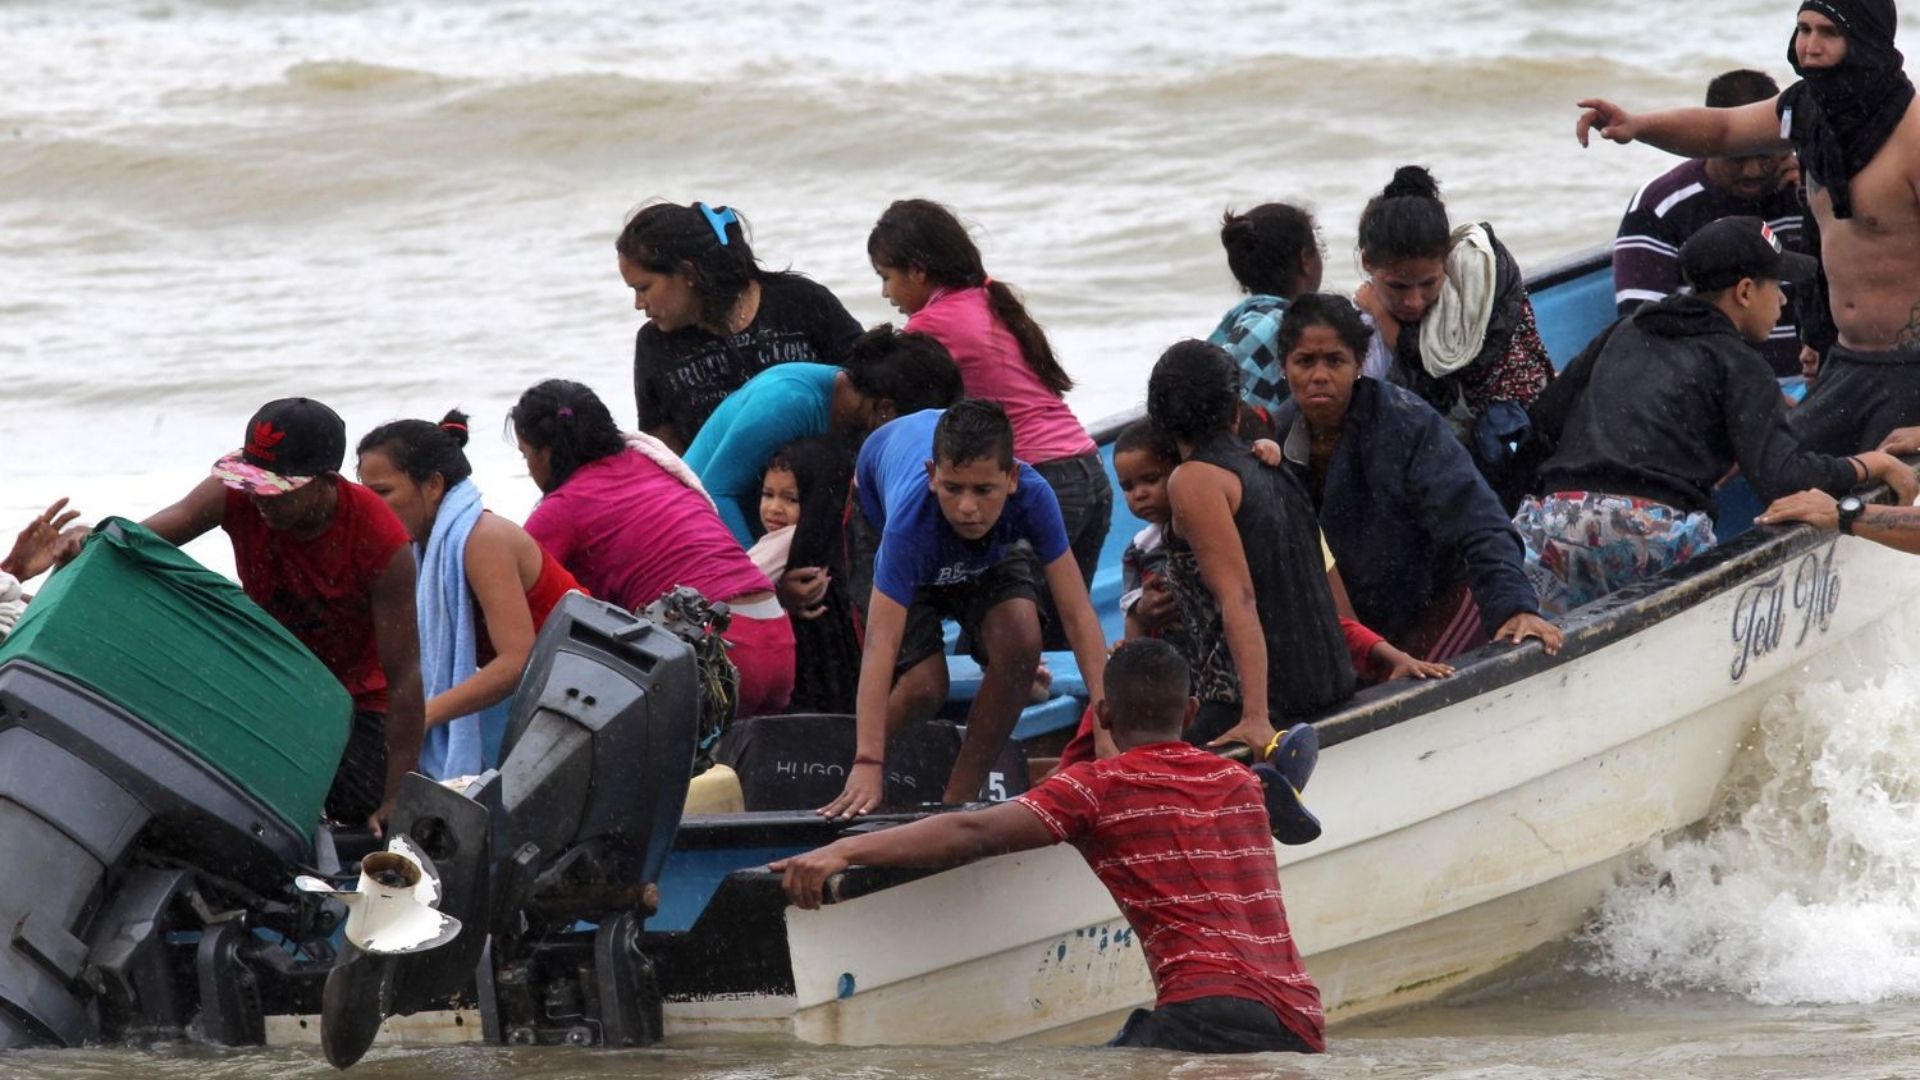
top-left (1207, 294), bottom-right (1291, 415)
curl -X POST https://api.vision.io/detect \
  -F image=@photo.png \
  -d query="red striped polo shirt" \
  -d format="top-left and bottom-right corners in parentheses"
top-left (1016, 741), bottom-right (1324, 1051)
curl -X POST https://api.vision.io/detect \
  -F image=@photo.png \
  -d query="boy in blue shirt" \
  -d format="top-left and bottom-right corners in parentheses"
top-left (821, 399), bottom-right (1109, 819)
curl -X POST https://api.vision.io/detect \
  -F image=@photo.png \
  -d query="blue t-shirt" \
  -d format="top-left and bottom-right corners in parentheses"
top-left (683, 362), bottom-right (839, 544)
top-left (857, 409), bottom-right (1069, 606)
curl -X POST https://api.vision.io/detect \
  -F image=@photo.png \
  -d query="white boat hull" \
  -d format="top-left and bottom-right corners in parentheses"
top-left (763, 533), bottom-right (1920, 1045)
top-left (262, 533), bottom-right (1920, 1051)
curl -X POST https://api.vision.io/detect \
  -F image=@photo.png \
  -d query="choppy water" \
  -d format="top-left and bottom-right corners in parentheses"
top-left (7, 1), bottom-right (1920, 1075)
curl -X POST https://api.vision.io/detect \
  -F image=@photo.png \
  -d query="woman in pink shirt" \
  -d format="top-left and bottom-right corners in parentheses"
top-left (868, 199), bottom-right (1112, 648)
top-left (511, 379), bottom-right (794, 717)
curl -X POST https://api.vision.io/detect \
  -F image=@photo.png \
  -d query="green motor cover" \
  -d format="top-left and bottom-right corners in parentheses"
top-left (0, 517), bottom-right (350, 832)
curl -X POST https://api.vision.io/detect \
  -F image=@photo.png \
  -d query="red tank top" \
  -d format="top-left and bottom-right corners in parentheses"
top-left (222, 480), bottom-right (411, 712)
top-left (474, 536), bottom-right (585, 668)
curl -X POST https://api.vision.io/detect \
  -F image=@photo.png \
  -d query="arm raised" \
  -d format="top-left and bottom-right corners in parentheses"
top-left (1577, 97), bottom-right (1788, 158)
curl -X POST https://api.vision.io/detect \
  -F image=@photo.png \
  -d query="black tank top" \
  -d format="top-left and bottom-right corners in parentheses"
top-left (1168, 432), bottom-right (1355, 719)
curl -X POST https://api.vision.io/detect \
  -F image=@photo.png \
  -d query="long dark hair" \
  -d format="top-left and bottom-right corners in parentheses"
top-left (1220, 202), bottom-right (1318, 297)
top-left (357, 409), bottom-right (475, 488)
top-left (510, 380), bottom-right (626, 492)
top-left (1358, 166), bottom-right (1451, 265)
top-left (616, 201), bottom-right (761, 333)
top-left (1146, 340), bottom-right (1240, 445)
top-left (867, 199), bottom-right (1074, 395)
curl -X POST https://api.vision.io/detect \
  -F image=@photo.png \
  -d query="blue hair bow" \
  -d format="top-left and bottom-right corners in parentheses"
top-left (696, 202), bottom-right (738, 247)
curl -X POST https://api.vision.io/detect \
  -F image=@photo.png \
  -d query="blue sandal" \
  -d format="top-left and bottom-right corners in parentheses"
top-left (1255, 724), bottom-right (1321, 845)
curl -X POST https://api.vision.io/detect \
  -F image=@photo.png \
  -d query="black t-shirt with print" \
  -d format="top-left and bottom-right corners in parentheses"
top-left (633, 272), bottom-right (862, 443)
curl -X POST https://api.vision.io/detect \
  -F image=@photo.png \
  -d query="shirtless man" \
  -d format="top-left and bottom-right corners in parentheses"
top-left (1577, 0), bottom-right (1920, 454)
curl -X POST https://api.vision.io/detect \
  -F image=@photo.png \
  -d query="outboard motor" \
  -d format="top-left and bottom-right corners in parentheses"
top-left (0, 521), bottom-right (701, 1065)
top-left (316, 591), bottom-right (701, 1064)
top-left (0, 519), bottom-right (351, 1049)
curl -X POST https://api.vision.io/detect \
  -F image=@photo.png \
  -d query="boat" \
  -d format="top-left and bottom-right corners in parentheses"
top-left (630, 246), bottom-right (1920, 1046)
top-left (0, 244), bottom-right (1912, 1060)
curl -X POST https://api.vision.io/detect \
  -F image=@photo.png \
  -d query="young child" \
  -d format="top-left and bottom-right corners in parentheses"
top-left (820, 399), bottom-right (1110, 820)
top-left (748, 451), bottom-right (800, 580)
top-left (749, 437), bottom-right (862, 713)
top-left (1113, 421), bottom-right (1187, 648)
top-left (773, 639), bottom-right (1325, 1055)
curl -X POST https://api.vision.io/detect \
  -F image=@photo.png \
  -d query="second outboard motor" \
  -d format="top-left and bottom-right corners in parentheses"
top-left (491, 590), bottom-right (699, 919)
top-left (319, 591), bottom-right (701, 1062)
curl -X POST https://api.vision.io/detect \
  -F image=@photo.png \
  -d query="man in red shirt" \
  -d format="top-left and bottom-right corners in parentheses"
top-left (773, 638), bottom-right (1324, 1054)
top-left (48, 398), bottom-right (423, 835)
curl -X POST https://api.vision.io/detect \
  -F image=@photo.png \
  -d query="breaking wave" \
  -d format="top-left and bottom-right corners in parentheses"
top-left (1587, 667), bottom-right (1920, 1005)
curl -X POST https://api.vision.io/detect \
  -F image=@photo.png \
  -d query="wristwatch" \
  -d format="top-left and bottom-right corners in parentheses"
top-left (1837, 495), bottom-right (1865, 535)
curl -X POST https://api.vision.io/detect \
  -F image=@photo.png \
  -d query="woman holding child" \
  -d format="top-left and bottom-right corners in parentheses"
top-left (1271, 294), bottom-right (1561, 662)
top-left (1148, 341), bottom-right (1354, 753)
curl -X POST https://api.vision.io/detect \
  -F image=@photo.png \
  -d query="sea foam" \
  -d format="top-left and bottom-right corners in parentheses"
top-left (1587, 666), bottom-right (1920, 1005)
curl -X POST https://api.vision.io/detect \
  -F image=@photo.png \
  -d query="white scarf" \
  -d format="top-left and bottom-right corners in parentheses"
top-left (623, 431), bottom-right (716, 510)
top-left (1418, 222), bottom-right (1498, 377)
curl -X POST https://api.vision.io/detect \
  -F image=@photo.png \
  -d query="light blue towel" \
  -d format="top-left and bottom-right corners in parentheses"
top-left (416, 479), bottom-right (508, 779)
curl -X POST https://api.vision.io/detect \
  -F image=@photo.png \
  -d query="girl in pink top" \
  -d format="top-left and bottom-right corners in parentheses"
top-left (868, 199), bottom-right (1113, 647)
top-left (512, 379), bottom-right (794, 717)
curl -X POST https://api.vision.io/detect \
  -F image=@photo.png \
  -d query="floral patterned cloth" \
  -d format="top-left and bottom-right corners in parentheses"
top-left (1513, 491), bottom-right (1717, 618)
top-left (1457, 297), bottom-right (1554, 417)
top-left (1166, 543), bottom-right (1242, 707)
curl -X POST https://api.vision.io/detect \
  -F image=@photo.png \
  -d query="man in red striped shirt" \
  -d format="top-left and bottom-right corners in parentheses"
top-left (772, 638), bottom-right (1323, 1054)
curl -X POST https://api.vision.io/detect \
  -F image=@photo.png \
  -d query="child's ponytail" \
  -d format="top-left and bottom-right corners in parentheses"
top-left (983, 278), bottom-right (1073, 394)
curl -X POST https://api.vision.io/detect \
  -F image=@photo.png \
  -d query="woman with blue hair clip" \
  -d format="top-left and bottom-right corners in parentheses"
top-left (619, 201), bottom-right (862, 453)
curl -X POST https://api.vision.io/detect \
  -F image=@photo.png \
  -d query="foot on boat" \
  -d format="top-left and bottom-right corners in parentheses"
top-left (1027, 661), bottom-right (1054, 705)
top-left (1253, 763), bottom-right (1322, 845)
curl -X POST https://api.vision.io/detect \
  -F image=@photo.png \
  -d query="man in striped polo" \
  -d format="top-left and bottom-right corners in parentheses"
top-left (772, 638), bottom-right (1323, 1054)
top-left (1611, 69), bottom-right (1817, 380)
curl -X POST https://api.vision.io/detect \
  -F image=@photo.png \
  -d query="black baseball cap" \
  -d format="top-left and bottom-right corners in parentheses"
top-left (212, 398), bottom-right (347, 495)
top-left (1680, 216), bottom-right (1818, 293)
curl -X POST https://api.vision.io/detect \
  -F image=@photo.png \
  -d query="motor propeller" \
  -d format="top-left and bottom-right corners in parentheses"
top-left (296, 835), bottom-right (463, 1067)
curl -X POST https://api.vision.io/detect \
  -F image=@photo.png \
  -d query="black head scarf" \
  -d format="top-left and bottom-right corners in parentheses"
top-left (1780, 0), bottom-right (1916, 219)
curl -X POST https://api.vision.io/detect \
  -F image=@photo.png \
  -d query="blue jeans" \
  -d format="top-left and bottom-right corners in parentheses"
top-left (1029, 452), bottom-right (1113, 650)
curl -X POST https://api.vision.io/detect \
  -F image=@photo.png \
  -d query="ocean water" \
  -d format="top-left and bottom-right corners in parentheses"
top-left (7, 1), bottom-right (1920, 1075)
